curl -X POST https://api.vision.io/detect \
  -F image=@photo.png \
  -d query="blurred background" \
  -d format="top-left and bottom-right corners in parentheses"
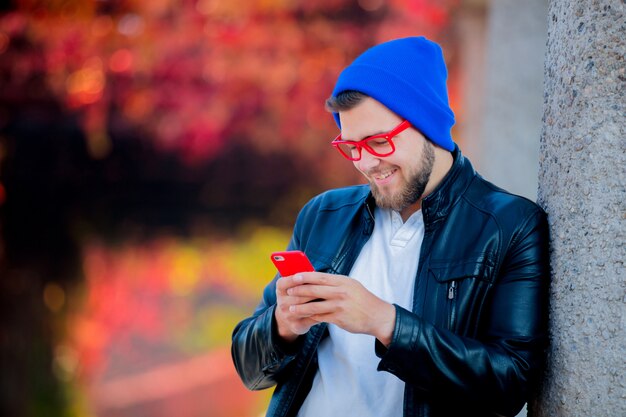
top-left (0, 0), bottom-right (547, 416)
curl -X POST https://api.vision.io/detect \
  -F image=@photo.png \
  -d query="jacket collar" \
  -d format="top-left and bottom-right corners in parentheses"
top-left (422, 144), bottom-right (475, 225)
top-left (364, 144), bottom-right (476, 226)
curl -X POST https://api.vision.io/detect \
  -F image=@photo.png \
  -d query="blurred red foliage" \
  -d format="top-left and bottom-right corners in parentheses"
top-left (1, 0), bottom-right (458, 167)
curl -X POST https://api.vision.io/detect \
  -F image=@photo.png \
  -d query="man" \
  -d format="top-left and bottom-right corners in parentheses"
top-left (231, 36), bottom-right (549, 417)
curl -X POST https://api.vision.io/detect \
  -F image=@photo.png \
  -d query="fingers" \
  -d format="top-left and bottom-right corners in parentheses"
top-left (276, 272), bottom-right (336, 291)
top-left (285, 273), bottom-right (346, 300)
top-left (277, 295), bottom-right (318, 313)
top-left (276, 290), bottom-right (313, 304)
top-left (286, 285), bottom-right (339, 303)
top-left (276, 278), bottom-right (320, 307)
top-left (276, 272), bottom-right (339, 305)
top-left (288, 299), bottom-right (334, 316)
top-left (291, 272), bottom-right (338, 286)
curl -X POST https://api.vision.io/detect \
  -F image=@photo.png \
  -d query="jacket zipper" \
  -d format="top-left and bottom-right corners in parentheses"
top-left (448, 280), bottom-right (456, 299)
top-left (448, 280), bottom-right (457, 330)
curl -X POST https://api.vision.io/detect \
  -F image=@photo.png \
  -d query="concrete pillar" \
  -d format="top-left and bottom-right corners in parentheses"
top-left (531, 0), bottom-right (626, 415)
top-left (462, 0), bottom-right (548, 201)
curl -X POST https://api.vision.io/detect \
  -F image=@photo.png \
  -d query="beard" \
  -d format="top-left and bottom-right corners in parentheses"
top-left (369, 140), bottom-right (435, 212)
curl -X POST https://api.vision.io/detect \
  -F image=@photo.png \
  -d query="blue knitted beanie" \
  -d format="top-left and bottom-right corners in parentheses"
top-left (331, 37), bottom-right (455, 151)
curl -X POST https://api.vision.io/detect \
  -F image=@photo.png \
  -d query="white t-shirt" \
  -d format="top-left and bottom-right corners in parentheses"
top-left (297, 207), bottom-right (424, 417)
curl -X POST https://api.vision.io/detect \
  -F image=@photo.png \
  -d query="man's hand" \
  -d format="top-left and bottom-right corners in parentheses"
top-left (276, 272), bottom-right (396, 346)
top-left (274, 273), bottom-right (321, 343)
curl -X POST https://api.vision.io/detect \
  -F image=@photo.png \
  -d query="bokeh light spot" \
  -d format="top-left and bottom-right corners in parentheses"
top-left (53, 345), bottom-right (79, 382)
top-left (66, 58), bottom-right (105, 107)
top-left (86, 130), bottom-right (112, 160)
top-left (358, 0), bottom-right (385, 12)
top-left (118, 14), bottom-right (145, 37)
top-left (109, 49), bottom-right (133, 73)
top-left (44, 282), bottom-right (66, 313)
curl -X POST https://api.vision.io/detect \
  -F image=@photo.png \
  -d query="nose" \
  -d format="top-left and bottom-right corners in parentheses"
top-left (355, 149), bottom-right (380, 172)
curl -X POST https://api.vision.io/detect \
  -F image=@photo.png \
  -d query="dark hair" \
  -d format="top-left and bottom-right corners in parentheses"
top-left (325, 90), bottom-right (368, 113)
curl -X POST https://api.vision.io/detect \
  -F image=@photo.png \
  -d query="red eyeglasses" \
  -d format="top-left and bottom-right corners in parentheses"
top-left (331, 120), bottom-right (412, 161)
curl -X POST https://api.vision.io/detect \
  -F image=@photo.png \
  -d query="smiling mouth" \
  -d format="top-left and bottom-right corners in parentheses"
top-left (373, 168), bottom-right (397, 181)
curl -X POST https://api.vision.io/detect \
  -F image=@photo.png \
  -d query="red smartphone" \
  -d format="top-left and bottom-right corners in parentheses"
top-left (270, 250), bottom-right (315, 277)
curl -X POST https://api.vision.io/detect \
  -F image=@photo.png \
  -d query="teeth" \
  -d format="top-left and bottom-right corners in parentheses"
top-left (376, 170), bottom-right (394, 180)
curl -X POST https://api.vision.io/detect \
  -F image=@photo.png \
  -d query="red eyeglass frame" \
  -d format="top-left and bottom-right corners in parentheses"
top-left (331, 120), bottom-right (412, 161)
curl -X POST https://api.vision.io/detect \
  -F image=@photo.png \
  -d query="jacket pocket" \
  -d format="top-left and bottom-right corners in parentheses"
top-left (428, 256), bottom-right (496, 334)
top-left (429, 255), bottom-right (495, 283)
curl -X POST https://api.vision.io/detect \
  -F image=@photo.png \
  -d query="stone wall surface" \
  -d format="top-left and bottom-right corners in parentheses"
top-left (531, 0), bottom-right (625, 415)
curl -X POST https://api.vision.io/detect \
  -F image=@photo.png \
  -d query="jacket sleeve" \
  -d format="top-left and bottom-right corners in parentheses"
top-left (230, 272), bottom-right (304, 390)
top-left (375, 209), bottom-right (550, 416)
top-left (231, 205), bottom-right (313, 391)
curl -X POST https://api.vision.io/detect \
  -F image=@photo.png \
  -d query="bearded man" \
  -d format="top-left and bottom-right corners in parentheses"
top-left (232, 36), bottom-right (550, 417)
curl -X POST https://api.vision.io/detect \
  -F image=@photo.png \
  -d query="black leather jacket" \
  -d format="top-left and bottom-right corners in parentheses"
top-left (232, 147), bottom-right (550, 417)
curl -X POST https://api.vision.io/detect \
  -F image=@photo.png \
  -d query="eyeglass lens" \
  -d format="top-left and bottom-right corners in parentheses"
top-left (336, 137), bottom-right (394, 160)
